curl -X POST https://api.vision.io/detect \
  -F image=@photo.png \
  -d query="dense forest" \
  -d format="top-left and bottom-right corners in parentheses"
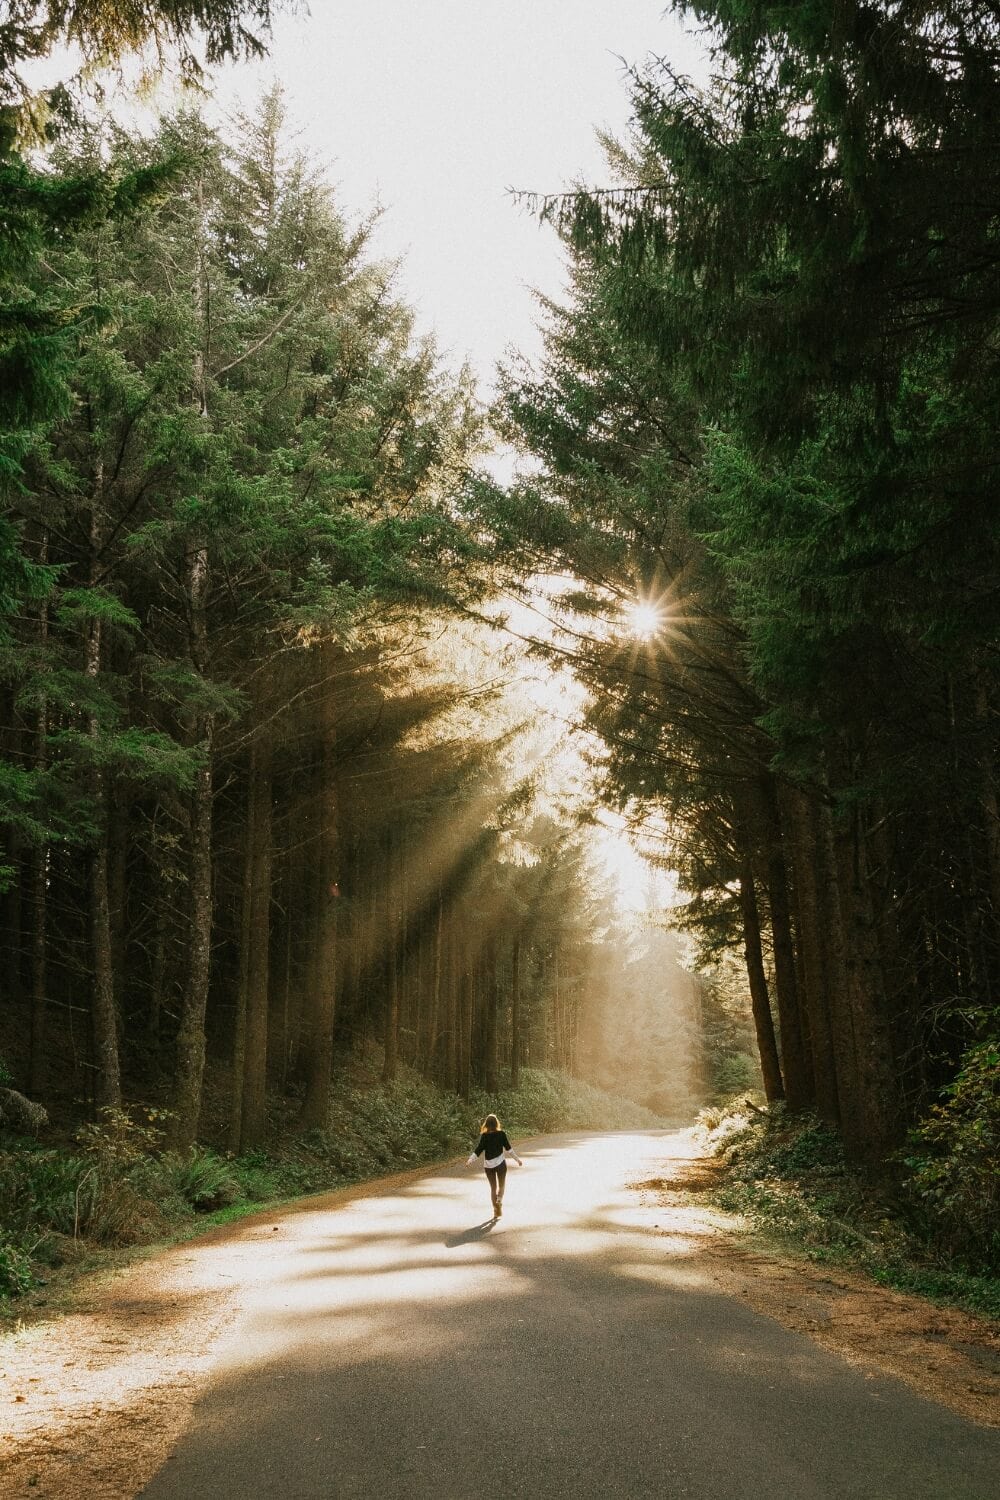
top-left (1, 0), bottom-right (998, 1281)
top-left (470, 0), bottom-right (1000, 1192)
top-left (0, 25), bottom-right (710, 1161)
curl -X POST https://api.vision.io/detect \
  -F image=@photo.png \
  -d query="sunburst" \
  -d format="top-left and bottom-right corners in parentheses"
top-left (625, 600), bottom-right (663, 641)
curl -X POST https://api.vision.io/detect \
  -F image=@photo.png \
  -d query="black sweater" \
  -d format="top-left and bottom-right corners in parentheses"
top-left (474, 1129), bottom-right (512, 1161)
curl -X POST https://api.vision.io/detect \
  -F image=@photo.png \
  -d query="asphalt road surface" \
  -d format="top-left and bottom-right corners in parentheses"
top-left (140, 1131), bottom-right (999, 1499)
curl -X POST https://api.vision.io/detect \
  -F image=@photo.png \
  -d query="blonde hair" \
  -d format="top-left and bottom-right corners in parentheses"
top-left (480, 1113), bottom-right (500, 1133)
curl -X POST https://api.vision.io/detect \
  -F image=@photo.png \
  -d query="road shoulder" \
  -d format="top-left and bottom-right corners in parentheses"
top-left (632, 1154), bottom-right (1000, 1430)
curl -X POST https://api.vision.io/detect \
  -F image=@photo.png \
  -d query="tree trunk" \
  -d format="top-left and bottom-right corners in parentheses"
top-left (1, 706), bottom-right (24, 1017)
top-left (813, 796), bottom-right (867, 1154)
top-left (28, 843), bottom-right (48, 1097)
top-left (510, 935), bottom-right (522, 1089)
top-left (739, 857), bottom-right (784, 1102)
top-left (149, 894), bottom-right (167, 1049)
top-left (1, 842), bottom-right (23, 1015)
top-left (241, 736), bottom-right (274, 1146)
top-left (284, 778), bottom-right (315, 1085)
top-left (301, 746), bottom-right (338, 1130)
top-left (458, 942), bottom-right (473, 1100)
top-left (85, 500), bottom-right (121, 1111)
top-left (484, 937), bottom-right (499, 1092)
top-left (227, 779), bottom-right (254, 1152)
top-left (399, 852), bottom-right (416, 1068)
top-left (28, 570), bottom-right (49, 1096)
top-left (946, 673), bottom-right (992, 1009)
top-left (784, 787), bottom-right (840, 1124)
top-left (445, 928), bottom-right (459, 1091)
top-left (425, 891), bottom-right (443, 1081)
top-left (551, 952), bottom-right (561, 1069)
top-left (838, 811), bottom-right (902, 1158)
top-left (975, 677), bottom-right (1000, 925)
top-left (381, 836), bottom-right (399, 1085)
top-left (108, 789), bottom-right (129, 1015)
top-left (382, 944), bottom-right (399, 1084)
top-left (278, 887), bottom-right (295, 1091)
top-left (171, 538), bottom-right (213, 1151)
top-left (90, 829), bottom-right (121, 1110)
top-left (761, 781), bottom-right (811, 1110)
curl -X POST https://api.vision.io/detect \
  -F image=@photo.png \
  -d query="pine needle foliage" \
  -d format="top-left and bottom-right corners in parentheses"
top-left (476, 3), bottom-right (1000, 1181)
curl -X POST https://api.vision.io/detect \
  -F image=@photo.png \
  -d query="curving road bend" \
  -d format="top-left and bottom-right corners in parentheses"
top-left (139, 1131), bottom-right (999, 1499)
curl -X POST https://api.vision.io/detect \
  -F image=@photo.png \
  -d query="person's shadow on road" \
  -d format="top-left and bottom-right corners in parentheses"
top-left (443, 1219), bottom-right (497, 1247)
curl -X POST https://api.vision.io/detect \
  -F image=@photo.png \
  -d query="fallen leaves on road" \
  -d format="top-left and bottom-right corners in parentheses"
top-left (0, 1244), bottom-right (243, 1499)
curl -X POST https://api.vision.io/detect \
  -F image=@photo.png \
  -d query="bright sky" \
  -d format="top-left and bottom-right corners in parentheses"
top-left (216, 1), bottom-right (709, 394)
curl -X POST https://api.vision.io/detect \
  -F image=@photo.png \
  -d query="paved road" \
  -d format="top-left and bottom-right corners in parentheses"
top-left (140, 1132), bottom-right (999, 1499)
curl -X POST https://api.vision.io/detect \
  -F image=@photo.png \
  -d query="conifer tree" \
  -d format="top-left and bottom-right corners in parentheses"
top-left (478, 5), bottom-right (1000, 1160)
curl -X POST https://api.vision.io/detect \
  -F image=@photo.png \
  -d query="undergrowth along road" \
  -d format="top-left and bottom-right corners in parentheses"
top-left (689, 1100), bottom-right (1000, 1321)
top-left (1, 1064), bottom-right (669, 1326)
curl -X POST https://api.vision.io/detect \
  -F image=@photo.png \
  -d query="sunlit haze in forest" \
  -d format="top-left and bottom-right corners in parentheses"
top-left (209, 3), bottom-right (710, 908)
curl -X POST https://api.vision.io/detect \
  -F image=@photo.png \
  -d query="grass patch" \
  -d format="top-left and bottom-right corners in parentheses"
top-left (697, 1101), bottom-right (1000, 1322)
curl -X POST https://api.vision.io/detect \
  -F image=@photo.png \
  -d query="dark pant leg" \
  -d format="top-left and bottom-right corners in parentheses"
top-left (485, 1166), bottom-right (499, 1207)
top-left (495, 1161), bottom-right (507, 1202)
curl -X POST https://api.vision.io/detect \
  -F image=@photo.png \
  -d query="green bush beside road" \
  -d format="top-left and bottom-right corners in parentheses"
top-left (698, 1100), bottom-right (1000, 1321)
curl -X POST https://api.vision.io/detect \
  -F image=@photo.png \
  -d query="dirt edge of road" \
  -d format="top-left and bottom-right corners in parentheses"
top-left (633, 1156), bottom-right (1000, 1432)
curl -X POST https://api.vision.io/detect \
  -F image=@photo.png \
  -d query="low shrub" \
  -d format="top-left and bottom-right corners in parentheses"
top-left (74, 1106), bottom-right (168, 1168)
top-left (471, 1068), bottom-right (667, 1137)
top-left (324, 1074), bottom-right (470, 1175)
top-left (697, 1098), bottom-right (1000, 1319)
top-left (903, 1043), bottom-right (1000, 1272)
top-left (0, 1237), bottom-right (35, 1298)
top-left (694, 1096), bottom-right (763, 1154)
top-left (711, 1053), bottom-right (761, 1104)
top-left (721, 1110), bottom-right (846, 1183)
top-left (0, 1148), bottom-right (82, 1239)
top-left (158, 1149), bottom-right (243, 1212)
top-left (0, 1109), bottom-right (188, 1278)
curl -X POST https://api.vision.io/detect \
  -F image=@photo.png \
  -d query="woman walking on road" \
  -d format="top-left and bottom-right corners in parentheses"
top-left (466, 1113), bottom-right (522, 1217)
